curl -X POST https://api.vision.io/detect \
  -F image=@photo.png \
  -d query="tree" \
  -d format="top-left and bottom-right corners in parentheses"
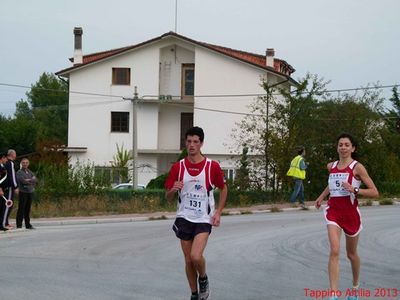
top-left (22, 72), bottom-right (69, 144)
top-left (378, 86), bottom-right (400, 181)
top-left (234, 145), bottom-right (250, 190)
top-left (269, 73), bottom-right (328, 194)
top-left (231, 73), bottom-right (328, 192)
top-left (0, 114), bottom-right (38, 156)
top-left (385, 86), bottom-right (400, 133)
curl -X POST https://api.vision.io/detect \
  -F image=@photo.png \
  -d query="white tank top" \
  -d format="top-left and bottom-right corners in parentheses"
top-left (177, 158), bottom-right (215, 224)
top-left (328, 160), bottom-right (361, 205)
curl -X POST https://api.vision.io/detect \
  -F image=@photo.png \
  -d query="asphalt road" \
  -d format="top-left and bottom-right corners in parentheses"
top-left (0, 205), bottom-right (399, 300)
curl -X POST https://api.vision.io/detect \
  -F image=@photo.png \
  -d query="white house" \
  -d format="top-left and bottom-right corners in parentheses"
top-left (56, 28), bottom-right (297, 186)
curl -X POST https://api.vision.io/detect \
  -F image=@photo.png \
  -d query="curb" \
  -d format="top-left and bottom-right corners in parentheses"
top-left (1, 201), bottom-right (399, 232)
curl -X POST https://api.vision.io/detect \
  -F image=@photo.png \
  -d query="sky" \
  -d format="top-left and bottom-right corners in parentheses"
top-left (1, 0), bottom-right (399, 116)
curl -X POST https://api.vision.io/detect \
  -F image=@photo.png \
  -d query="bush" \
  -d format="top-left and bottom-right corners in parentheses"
top-left (377, 181), bottom-right (400, 196)
top-left (214, 189), bottom-right (276, 207)
top-left (146, 173), bottom-right (168, 189)
top-left (31, 189), bottom-right (176, 218)
top-left (34, 162), bottom-right (112, 202)
top-left (379, 199), bottom-right (394, 205)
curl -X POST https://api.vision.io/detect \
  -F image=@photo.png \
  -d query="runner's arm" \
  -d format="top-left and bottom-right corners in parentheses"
top-left (165, 181), bottom-right (183, 201)
top-left (165, 163), bottom-right (181, 201)
top-left (353, 163), bottom-right (379, 198)
top-left (315, 162), bottom-right (332, 208)
top-left (315, 186), bottom-right (329, 209)
top-left (211, 183), bottom-right (227, 226)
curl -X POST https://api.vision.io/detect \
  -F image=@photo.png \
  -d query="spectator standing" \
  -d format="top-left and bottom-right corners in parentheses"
top-left (0, 152), bottom-right (9, 231)
top-left (16, 158), bottom-right (37, 229)
top-left (4, 149), bottom-right (18, 229)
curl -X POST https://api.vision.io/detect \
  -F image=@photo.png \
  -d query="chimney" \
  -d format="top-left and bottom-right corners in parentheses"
top-left (73, 27), bottom-right (83, 65)
top-left (266, 48), bottom-right (275, 68)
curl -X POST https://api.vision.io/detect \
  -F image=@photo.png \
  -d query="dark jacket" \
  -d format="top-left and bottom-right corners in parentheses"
top-left (0, 164), bottom-right (7, 189)
top-left (5, 160), bottom-right (18, 189)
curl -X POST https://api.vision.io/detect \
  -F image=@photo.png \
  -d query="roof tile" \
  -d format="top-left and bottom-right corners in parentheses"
top-left (57, 32), bottom-right (295, 77)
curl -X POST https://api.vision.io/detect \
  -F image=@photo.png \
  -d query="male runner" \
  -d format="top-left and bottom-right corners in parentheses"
top-left (165, 126), bottom-right (228, 300)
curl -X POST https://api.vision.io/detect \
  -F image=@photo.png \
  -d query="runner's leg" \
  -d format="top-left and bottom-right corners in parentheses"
top-left (327, 225), bottom-right (342, 292)
top-left (190, 232), bottom-right (209, 277)
top-left (181, 239), bottom-right (198, 293)
top-left (345, 234), bottom-right (360, 287)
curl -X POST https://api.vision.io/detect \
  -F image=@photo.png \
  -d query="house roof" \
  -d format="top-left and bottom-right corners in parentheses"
top-left (56, 31), bottom-right (296, 82)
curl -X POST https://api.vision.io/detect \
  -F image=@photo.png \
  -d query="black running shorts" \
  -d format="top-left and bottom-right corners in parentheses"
top-left (172, 217), bottom-right (212, 240)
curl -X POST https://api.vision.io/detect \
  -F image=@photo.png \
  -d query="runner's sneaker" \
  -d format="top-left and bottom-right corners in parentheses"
top-left (190, 293), bottom-right (199, 300)
top-left (198, 275), bottom-right (209, 300)
top-left (346, 285), bottom-right (359, 300)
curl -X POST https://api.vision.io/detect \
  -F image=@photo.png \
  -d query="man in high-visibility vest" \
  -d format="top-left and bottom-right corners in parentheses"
top-left (286, 147), bottom-right (308, 206)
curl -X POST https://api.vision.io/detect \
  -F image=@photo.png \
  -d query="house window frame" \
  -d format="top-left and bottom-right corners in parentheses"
top-left (222, 168), bottom-right (236, 181)
top-left (181, 63), bottom-right (194, 99)
top-left (111, 111), bottom-right (130, 133)
top-left (112, 68), bottom-right (131, 85)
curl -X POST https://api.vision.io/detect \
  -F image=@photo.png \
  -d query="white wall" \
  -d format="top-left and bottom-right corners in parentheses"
top-left (137, 103), bottom-right (159, 149)
top-left (159, 45), bottom-right (194, 98)
top-left (194, 47), bottom-right (269, 155)
top-left (137, 154), bottom-right (158, 185)
top-left (68, 44), bottom-right (162, 165)
top-left (158, 104), bottom-right (193, 150)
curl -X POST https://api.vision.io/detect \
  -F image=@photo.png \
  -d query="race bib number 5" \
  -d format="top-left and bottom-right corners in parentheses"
top-left (329, 173), bottom-right (350, 197)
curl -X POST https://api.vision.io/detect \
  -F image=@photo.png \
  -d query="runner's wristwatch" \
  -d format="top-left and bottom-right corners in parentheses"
top-left (354, 187), bottom-right (359, 195)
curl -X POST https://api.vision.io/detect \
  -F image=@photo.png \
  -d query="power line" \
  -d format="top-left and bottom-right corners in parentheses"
top-left (0, 82), bottom-right (399, 100)
top-left (1, 81), bottom-right (399, 118)
top-left (0, 83), bottom-right (125, 99)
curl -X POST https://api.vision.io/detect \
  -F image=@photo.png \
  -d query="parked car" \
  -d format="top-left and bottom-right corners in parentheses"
top-left (112, 183), bottom-right (146, 190)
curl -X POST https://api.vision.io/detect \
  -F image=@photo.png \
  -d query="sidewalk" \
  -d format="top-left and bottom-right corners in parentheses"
top-left (2, 199), bottom-right (399, 230)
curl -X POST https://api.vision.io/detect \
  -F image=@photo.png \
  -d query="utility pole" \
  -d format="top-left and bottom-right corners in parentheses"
top-left (123, 86), bottom-right (139, 189)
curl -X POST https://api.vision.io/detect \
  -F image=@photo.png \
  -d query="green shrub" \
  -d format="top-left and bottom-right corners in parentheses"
top-left (377, 181), bottom-right (400, 196)
top-left (379, 199), bottom-right (394, 205)
top-left (146, 173), bottom-right (168, 189)
top-left (216, 189), bottom-right (275, 207)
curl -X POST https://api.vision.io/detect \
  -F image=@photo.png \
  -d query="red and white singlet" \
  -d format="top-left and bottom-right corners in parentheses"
top-left (176, 158), bottom-right (215, 224)
top-left (324, 160), bottom-right (362, 236)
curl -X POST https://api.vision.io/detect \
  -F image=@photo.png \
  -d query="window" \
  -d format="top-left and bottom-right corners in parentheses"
top-left (112, 68), bottom-right (131, 85)
top-left (223, 169), bottom-right (235, 181)
top-left (94, 166), bottom-right (127, 185)
top-left (94, 166), bottom-right (112, 183)
top-left (181, 64), bottom-right (194, 98)
top-left (111, 112), bottom-right (129, 132)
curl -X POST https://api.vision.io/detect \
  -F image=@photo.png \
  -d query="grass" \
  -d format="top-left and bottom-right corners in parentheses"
top-left (379, 199), bottom-right (394, 205)
top-left (29, 195), bottom-right (175, 218)
top-left (270, 206), bottom-right (282, 213)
